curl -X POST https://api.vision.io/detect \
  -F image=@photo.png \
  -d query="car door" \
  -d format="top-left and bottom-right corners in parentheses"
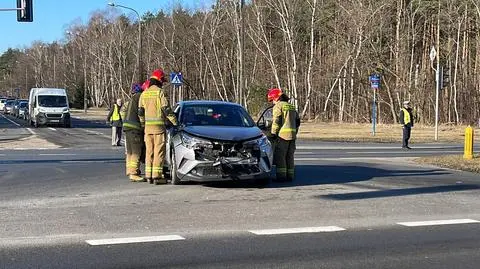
top-left (256, 105), bottom-right (274, 137)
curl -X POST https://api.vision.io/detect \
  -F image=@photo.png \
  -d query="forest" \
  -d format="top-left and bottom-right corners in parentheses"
top-left (1, 0), bottom-right (480, 125)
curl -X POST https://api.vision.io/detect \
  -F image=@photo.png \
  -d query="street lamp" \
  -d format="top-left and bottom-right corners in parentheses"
top-left (108, 2), bottom-right (143, 83)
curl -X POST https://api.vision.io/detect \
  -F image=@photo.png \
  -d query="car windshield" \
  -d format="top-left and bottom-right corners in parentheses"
top-left (181, 104), bottom-right (255, 127)
top-left (6, 101), bottom-right (14, 106)
top-left (38, 95), bottom-right (67, 107)
top-left (19, 102), bottom-right (28, 108)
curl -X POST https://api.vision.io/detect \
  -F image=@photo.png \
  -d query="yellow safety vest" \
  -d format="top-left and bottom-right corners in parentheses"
top-left (271, 101), bottom-right (299, 141)
top-left (111, 104), bottom-right (121, 121)
top-left (401, 108), bottom-right (411, 125)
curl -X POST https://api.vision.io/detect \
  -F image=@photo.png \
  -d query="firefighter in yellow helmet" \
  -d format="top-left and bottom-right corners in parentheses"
top-left (268, 88), bottom-right (301, 182)
top-left (120, 83), bottom-right (145, 182)
top-left (138, 69), bottom-right (178, 185)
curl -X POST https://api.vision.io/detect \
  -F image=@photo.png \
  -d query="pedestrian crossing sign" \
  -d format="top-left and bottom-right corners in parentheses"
top-left (170, 72), bottom-right (183, 86)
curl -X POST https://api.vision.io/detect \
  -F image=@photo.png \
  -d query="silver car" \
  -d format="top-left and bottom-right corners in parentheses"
top-left (165, 101), bottom-right (273, 185)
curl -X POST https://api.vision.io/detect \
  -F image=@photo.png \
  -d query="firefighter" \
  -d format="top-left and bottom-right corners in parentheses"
top-left (399, 100), bottom-right (414, 149)
top-left (268, 88), bottom-right (301, 182)
top-left (138, 69), bottom-right (178, 185)
top-left (121, 83), bottom-right (145, 182)
top-left (107, 98), bottom-right (123, 146)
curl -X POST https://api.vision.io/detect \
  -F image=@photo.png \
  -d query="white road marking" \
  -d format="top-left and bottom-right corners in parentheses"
top-left (39, 153), bottom-right (76, 156)
top-left (249, 226), bottom-right (346, 235)
top-left (1, 114), bottom-right (21, 127)
top-left (397, 219), bottom-right (480, 227)
top-left (86, 235), bottom-right (185, 246)
top-left (48, 127), bottom-right (57, 131)
top-left (26, 128), bottom-right (36, 135)
top-left (295, 157), bottom-right (410, 161)
top-left (295, 152), bottom-right (315, 155)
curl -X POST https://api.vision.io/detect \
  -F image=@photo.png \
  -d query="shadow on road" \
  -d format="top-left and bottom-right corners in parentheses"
top-left (318, 184), bottom-right (480, 200)
top-left (205, 164), bottom-right (454, 190)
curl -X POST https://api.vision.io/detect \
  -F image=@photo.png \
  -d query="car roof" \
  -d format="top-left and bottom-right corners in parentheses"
top-left (178, 100), bottom-right (243, 107)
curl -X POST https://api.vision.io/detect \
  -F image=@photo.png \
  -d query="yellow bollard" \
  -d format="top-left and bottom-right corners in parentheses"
top-left (463, 126), bottom-right (474, 160)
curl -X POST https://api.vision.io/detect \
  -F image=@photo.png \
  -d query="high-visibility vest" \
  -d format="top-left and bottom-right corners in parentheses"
top-left (110, 104), bottom-right (121, 121)
top-left (271, 101), bottom-right (299, 141)
top-left (139, 85), bottom-right (178, 134)
top-left (401, 108), bottom-right (411, 125)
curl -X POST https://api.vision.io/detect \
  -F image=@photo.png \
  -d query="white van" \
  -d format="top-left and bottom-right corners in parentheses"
top-left (29, 88), bottom-right (71, 128)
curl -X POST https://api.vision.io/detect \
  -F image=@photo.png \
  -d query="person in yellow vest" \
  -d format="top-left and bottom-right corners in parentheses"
top-left (107, 98), bottom-right (123, 147)
top-left (120, 83), bottom-right (145, 182)
top-left (268, 88), bottom-right (301, 182)
top-left (399, 100), bottom-right (414, 149)
top-left (138, 69), bottom-right (178, 185)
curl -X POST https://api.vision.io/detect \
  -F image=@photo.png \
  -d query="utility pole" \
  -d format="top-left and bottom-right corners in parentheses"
top-left (435, 0), bottom-right (441, 141)
top-left (239, 0), bottom-right (245, 106)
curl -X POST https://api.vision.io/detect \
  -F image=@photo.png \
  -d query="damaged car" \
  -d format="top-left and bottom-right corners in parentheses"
top-left (165, 101), bottom-right (273, 185)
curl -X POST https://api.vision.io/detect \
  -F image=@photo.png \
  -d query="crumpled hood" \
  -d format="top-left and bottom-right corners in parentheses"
top-left (183, 126), bottom-right (263, 142)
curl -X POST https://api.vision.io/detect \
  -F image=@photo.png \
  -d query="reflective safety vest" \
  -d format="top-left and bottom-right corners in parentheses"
top-left (139, 85), bottom-right (178, 134)
top-left (121, 92), bottom-right (142, 131)
top-left (110, 104), bottom-right (121, 121)
top-left (401, 108), bottom-right (411, 125)
top-left (271, 101), bottom-right (300, 141)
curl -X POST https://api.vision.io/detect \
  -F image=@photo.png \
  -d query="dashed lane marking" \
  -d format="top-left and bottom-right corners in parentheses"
top-left (249, 226), bottom-right (346, 235)
top-left (86, 235), bottom-right (185, 246)
top-left (345, 150), bottom-right (461, 154)
top-left (48, 127), bottom-right (57, 131)
top-left (1, 114), bottom-right (21, 127)
top-left (397, 219), bottom-right (480, 227)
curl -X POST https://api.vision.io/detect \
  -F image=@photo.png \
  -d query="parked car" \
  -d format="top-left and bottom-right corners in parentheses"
top-left (0, 98), bottom-right (6, 112)
top-left (164, 101), bottom-right (273, 185)
top-left (12, 99), bottom-right (28, 118)
top-left (17, 101), bottom-right (29, 119)
top-left (4, 100), bottom-right (15, 114)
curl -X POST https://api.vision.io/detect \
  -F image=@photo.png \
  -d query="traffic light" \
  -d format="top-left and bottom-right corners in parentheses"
top-left (17, 0), bottom-right (33, 22)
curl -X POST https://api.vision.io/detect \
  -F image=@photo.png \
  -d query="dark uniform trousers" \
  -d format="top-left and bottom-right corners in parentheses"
top-left (274, 138), bottom-right (296, 181)
top-left (125, 130), bottom-right (144, 176)
top-left (402, 126), bottom-right (411, 148)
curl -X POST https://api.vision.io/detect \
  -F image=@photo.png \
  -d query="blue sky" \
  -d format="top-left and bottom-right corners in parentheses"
top-left (0, 0), bottom-right (214, 54)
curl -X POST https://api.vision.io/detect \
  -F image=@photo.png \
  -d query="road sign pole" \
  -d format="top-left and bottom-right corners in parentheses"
top-left (372, 88), bottom-right (376, 136)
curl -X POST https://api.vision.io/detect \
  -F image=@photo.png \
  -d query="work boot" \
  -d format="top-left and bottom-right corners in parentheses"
top-left (154, 178), bottom-right (167, 185)
top-left (129, 174), bottom-right (144, 182)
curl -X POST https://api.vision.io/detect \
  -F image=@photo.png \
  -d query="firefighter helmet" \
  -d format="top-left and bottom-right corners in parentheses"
top-left (150, 69), bottom-right (167, 82)
top-left (267, 88), bottom-right (283, 102)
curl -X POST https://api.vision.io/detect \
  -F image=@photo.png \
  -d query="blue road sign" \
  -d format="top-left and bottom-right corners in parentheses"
top-left (170, 72), bottom-right (183, 86)
top-left (369, 74), bottom-right (381, 89)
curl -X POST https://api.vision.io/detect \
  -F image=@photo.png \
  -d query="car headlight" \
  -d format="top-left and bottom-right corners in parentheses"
top-left (180, 132), bottom-right (212, 149)
top-left (63, 108), bottom-right (70, 113)
top-left (38, 108), bottom-right (46, 113)
top-left (245, 135), bottom-right (271, 153)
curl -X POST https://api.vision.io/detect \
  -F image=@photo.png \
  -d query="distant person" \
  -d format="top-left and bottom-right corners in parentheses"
top-left (267, 88), bottom-right (301, 182)
top-left (399, 101), bottom-right (414, 149)
top-left (121, 84), bottom-right (145, 182)
top-left (139, 69), bottom-right (178, 185)
top-left (107, 98), bottom-right (123, 146)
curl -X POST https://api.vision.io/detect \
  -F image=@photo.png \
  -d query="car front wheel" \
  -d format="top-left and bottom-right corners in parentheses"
top-left (170, 150), bottom-right (182, 185)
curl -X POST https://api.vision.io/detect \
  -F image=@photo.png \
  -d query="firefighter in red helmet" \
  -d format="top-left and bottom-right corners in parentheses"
top-left (138, 69), bottom-right (178, 185)
top-left (267, 88), bottom-right (301, 182)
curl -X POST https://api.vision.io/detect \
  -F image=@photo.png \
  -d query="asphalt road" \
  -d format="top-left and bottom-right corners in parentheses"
top-left (1, 113), bottom-right (479, 268)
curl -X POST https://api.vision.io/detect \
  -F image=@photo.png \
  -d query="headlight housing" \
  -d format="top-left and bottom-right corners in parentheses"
top-left (63, 108), bottom-right (70, 113)
top-left (244, 135), bottom-right (271, 153)
top-left (180, 132), bottom-right (212, 149)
